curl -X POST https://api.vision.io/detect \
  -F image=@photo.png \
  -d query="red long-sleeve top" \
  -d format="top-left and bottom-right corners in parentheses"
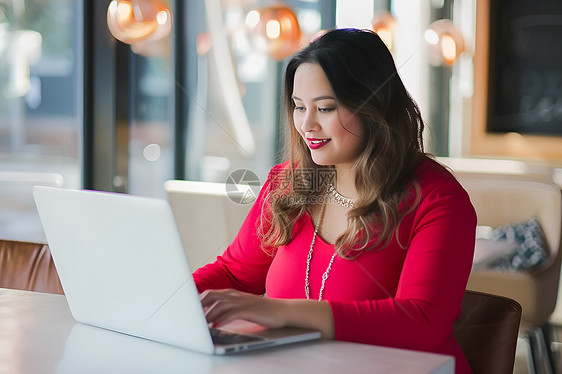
top-left (194, 157), bottom-right (476, 373)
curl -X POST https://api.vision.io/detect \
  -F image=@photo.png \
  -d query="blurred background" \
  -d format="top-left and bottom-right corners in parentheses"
top-left (1, 0), bottom-right (561, 242)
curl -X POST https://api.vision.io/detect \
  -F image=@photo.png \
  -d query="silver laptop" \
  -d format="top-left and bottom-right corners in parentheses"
top-left (33, 186), bottom-right (321, 355)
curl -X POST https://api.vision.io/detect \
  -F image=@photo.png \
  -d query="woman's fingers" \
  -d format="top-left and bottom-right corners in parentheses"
top-left (200, 289), bottom-right (238, 308)
top-left (204, 296), bottom-right (241, 326)
top-left (199, 289), bottom-right (286, 329)
top-left (200, 289), bottom-right (256, 324)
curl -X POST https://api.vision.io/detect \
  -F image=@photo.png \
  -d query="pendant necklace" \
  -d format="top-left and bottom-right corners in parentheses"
top-left (305, 202), bottom-right (337, 301)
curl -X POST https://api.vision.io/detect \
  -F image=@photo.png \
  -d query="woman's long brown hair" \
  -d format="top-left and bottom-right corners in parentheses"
top-left (259, 28), bottom-right (426, 258)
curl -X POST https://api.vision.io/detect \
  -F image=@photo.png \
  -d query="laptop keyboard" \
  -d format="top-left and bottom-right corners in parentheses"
top-left (210, 328), bottom-right (265, 345)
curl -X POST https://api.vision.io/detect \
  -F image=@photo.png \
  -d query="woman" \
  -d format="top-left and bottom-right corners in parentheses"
top-left (195, 28), bottom-right (476, 373)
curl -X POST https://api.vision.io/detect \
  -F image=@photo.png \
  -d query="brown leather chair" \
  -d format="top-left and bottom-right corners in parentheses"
top-left (454, 290), bottom-right (522, 374)
top-left (0, 239), bottom-right (63, 294)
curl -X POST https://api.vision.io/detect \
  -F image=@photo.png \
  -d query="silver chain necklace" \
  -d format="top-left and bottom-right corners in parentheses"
top-left (305, 202), bottom-right (337, 301)
top-left (328, 182), bottom-right (357, 208)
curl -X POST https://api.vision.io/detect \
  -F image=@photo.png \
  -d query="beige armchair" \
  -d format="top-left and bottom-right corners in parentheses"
top-left (164, 180), bottom-right (254, 272)
top-left (455, 173), bottom-right (562, 374)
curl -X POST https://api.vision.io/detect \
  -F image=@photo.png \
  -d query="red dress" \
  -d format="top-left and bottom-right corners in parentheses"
top-left (194, 157), bottom-right (476, 374)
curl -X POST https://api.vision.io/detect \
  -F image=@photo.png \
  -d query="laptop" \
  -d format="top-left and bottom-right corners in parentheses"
top-left (32, 186), bottom-right (321, 355)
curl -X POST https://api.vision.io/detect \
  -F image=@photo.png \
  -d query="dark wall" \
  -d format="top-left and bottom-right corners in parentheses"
top-left (487, 0), bottom-right (562, 136)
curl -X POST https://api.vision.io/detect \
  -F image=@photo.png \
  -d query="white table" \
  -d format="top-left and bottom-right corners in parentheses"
top-left (0, 288), bottom-right (454, 374)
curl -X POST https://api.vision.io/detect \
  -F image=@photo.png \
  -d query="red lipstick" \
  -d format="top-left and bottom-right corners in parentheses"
top-left (307, 138), bottom-right (331, 149)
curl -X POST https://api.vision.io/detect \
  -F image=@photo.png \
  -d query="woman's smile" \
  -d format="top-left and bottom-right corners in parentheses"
top-left (307, 138), bottom-right (331, 149)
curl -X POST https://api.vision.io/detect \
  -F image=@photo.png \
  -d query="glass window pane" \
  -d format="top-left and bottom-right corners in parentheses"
top-left (186, 0), bottom-right (323, 185)
top-left (0, 0), bottom-right (81, 241)
top-left (128, 54), bottom-right (173, 198)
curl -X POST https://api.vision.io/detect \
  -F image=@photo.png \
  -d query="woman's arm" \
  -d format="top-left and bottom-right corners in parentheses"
top-left (200, 289), bottom-right (335, 338)
top-left (328, 178), bottom-right (476, 351)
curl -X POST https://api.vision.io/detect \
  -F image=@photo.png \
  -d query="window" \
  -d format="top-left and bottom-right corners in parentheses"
top-left (0, 0), bottom-right (81, 241)
top-left (181, 0), bottom-right (328, 186)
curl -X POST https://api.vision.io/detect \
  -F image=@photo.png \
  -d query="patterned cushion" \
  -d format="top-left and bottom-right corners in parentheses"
top-left (486, 217), bottom-right (549, 271)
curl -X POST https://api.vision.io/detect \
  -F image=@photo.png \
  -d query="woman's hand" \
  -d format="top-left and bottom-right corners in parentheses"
top-left (200, 289), bottom-right (287, 329)
top-left (200, 289), bottom-right (335, 339)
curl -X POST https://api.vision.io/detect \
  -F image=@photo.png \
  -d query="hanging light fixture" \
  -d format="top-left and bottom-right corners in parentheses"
top-left (371, 11), bottom-right (396, 51)
top-left (107, 0), bottom-right (172, 46)
top-left (245, 4), bottom-right (302, 61)
top-left (424, 19), bottom-right (465, 66)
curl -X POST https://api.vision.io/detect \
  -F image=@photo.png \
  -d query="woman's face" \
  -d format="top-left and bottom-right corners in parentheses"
top-left (292, 63), bottom-right (365, 170)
